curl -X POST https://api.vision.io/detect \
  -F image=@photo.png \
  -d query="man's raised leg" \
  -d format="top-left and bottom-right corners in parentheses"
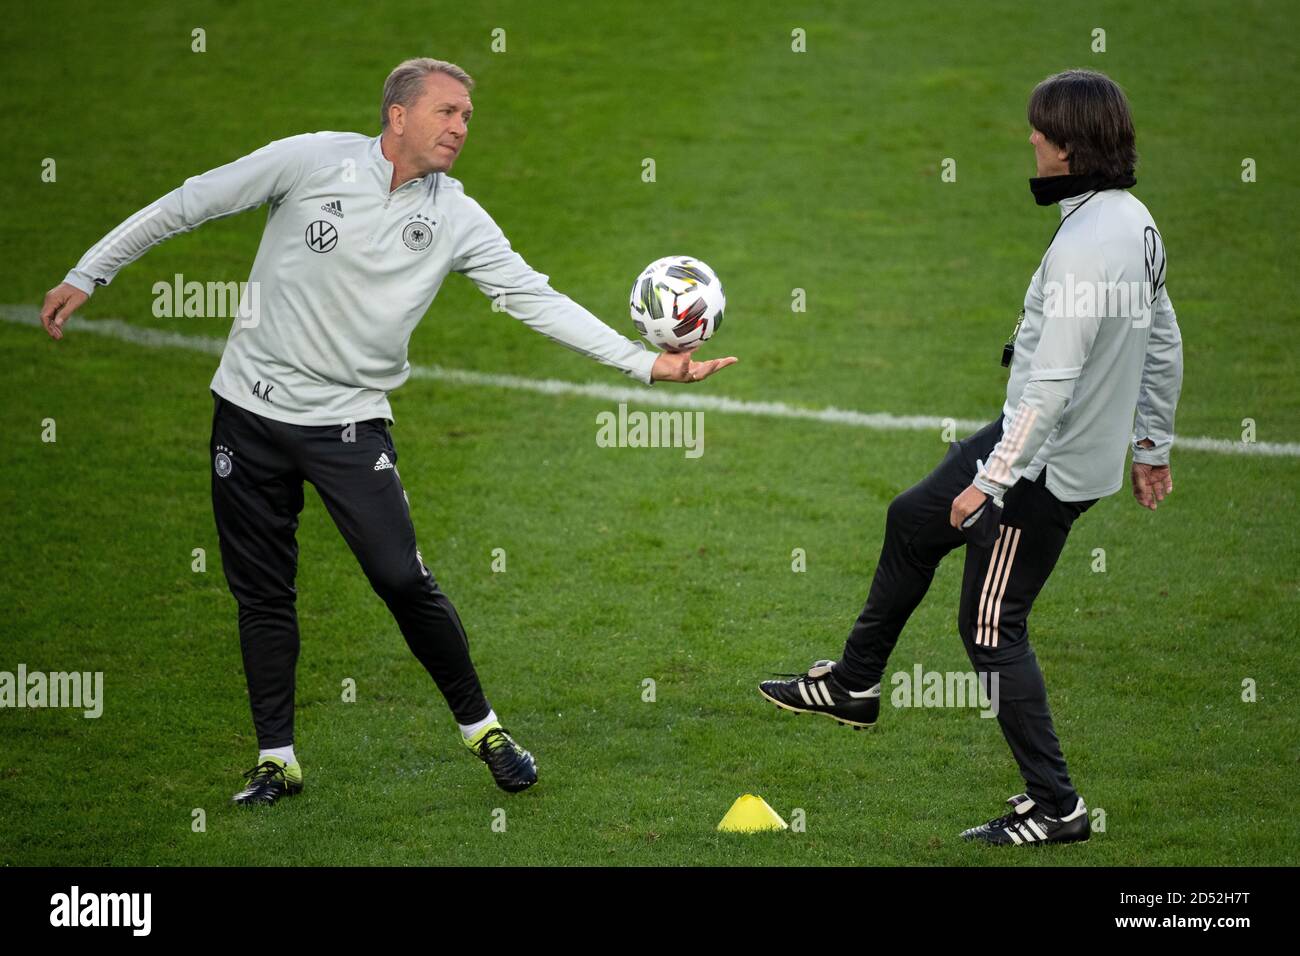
top-left (760, 420), bottom-right (1004, 724)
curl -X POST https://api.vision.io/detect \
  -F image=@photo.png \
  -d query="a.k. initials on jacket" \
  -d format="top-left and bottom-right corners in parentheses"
top-left (64, 132), bottom-right (658, 425)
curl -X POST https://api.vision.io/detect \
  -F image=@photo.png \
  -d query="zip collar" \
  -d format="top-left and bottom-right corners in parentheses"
top-left (1059, 190), bottom-right (1095, 218)
top-left (368, 135), bottom-right (439, 200)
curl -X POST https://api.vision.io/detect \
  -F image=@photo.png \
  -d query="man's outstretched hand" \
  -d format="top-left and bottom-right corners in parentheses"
top-left (41, 283), bottom-right (88, 340)
top-left (650, 350), bottom-right (738, 383)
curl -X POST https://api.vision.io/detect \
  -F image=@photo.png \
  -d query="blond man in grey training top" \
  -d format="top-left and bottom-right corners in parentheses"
top-left (42, 57), bottom-right (738, 804)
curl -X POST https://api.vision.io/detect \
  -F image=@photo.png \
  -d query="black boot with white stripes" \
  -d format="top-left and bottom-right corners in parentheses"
top-left (758, 659), bottom-right (880, 729)
top-left (960, 793), bottom-right (1091, 845)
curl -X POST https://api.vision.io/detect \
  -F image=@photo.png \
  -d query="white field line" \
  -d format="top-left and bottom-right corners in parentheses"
top-left (5, 304), bottom-right (1297, 458)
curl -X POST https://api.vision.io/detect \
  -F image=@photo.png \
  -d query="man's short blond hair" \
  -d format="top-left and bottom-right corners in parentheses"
top-left (380, 58), bottom-right (474, 129)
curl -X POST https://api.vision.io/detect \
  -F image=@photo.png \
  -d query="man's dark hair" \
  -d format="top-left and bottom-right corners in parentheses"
top-left (1027, 69), bottom-right (1138, 179)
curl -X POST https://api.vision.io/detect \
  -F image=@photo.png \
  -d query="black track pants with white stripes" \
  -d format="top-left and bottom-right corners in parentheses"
top-left (209, 390), bottom-right (491, 750)
top-left (836, 419), bottom-right (1096, 817)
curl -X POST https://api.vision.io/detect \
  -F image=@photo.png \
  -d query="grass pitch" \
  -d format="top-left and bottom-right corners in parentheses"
top-left (1, 0), bottom-right (1296, 865)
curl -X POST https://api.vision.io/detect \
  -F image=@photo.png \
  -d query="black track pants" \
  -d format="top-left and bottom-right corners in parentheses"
top-left (837, 419), bottom-right (1095, 816)
top-left (209, 390), bottom-right (490, 749)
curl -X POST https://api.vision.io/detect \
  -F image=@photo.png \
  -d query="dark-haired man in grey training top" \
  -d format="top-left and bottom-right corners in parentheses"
top-left (761, 69), bottom-right (1181, 845)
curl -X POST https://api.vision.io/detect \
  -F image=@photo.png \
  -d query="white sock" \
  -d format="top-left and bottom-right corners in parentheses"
top-left (459, 710), bottom-right (499, 740)
top-left (259, 745), bottom-right (296, 766)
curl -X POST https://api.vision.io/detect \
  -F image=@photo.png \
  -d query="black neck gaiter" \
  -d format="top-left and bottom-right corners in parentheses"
top-left (1029, 170), bottom-right (1137, 206)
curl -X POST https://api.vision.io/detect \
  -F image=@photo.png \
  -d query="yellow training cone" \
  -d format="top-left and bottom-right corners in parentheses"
top-left (717, 794), bottom-right (788, 833)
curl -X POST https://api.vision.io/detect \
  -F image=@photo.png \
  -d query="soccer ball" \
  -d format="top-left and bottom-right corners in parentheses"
top-left (629, 255), bottom-right (725, 352)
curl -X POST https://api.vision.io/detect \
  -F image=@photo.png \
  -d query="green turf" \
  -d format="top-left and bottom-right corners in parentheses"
top-left (1, 0), bottom-right (1297, 866)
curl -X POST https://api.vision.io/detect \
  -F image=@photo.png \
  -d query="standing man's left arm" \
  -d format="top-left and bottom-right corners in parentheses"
top-left (452, 196), bottom-right (736, 384)
top-left (1130, 286), bottom-right (1182, 509)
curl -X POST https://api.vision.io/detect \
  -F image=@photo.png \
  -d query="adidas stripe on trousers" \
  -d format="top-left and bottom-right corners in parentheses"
top-left (837, 419), bottom-right (1096, 817)
top-left (209, 390), bottom-right (491, 749)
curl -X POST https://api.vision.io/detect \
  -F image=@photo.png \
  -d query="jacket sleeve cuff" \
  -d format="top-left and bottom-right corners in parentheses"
top-left (1132, 440), bottom-right (1172, 466)
top-left (63, 270), bottom-right (98, 296)
top-left (972, 473), bottom-right (1008, 500)
top-left (629, 346), bottom-right (657, 386)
